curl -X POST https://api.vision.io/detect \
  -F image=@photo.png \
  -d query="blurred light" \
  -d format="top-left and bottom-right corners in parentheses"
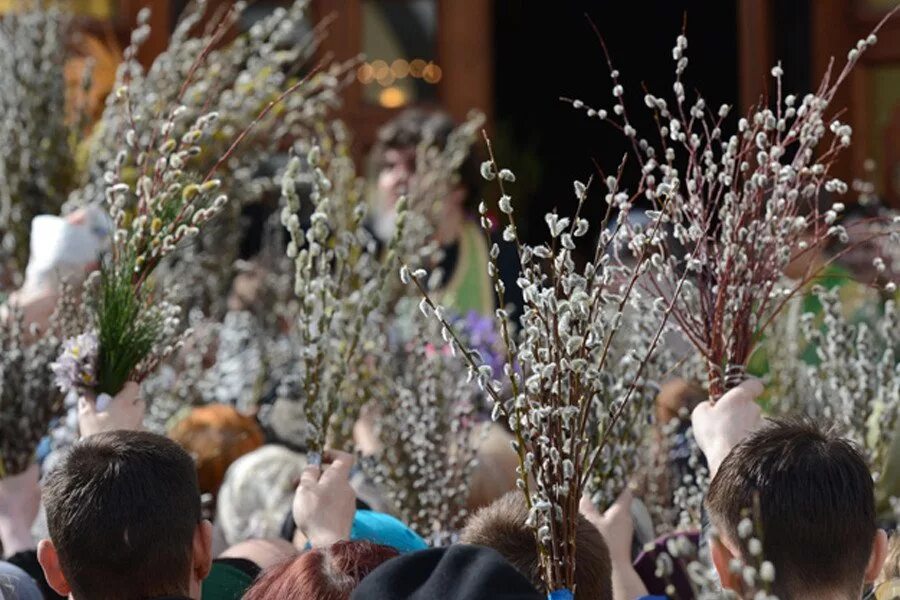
top-left (422, 63), bottom-right (443, 84)
top-left (371, 59), bottom-right (390, 80)
top-left (376, 70), bottom-right (396, 87)
top-left (409, 58), bottom-right (427, 78)
top-left (391, 59), bottom-right (410, 78)
top-left (379, 86), bottom-right (408, 108)
top-left (357, 63), bottom-right (374, 84)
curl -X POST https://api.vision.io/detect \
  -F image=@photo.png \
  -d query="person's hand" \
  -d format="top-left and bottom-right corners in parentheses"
top-left (581, 490), bottom-right (650, 599)
top-left (0, 464), bottom-right (41, 557)
top-left (292, 450), bottom-right (356, 548)
top-left (691, 378), bottom-right (764, 477)
top-left (3, 287), bottom-right (59, 337)
top-left (78, 382), bottom-right (145, 438)
top-left (581, 490), bottom-right (634, 563)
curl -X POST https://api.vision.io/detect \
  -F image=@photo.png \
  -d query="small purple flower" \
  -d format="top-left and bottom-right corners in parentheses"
top-left (456, 311), bottom-right (506, 377)
top-left (51, 331), bottom-right (99, 395)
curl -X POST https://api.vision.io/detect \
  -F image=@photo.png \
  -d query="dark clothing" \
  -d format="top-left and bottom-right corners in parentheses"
top-left (211, 558), bottom-right (260, 580)
top-left (7, 551), bottom-right (65, 600)
top-left (5, 550), bottom-right (251, 600)
top-left (633, 531), bottom-right (701, 599)
top-left (350, 544), bottom-right (542, 600)
top-left (201, 558), bottom-right (261, 600)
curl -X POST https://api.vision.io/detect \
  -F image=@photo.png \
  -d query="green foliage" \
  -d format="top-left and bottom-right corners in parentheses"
top-left (93, 256), bottom-right (164, 395)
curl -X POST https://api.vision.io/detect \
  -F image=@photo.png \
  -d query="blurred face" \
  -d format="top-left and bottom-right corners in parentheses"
top-left (373, 147), bottom-right (416, 241)
top-left (377, 147), bottom-right (417, 210)
top-left (838, 217), bottom-right (894, 284)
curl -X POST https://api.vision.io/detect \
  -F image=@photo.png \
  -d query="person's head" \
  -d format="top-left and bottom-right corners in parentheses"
top-left (655, 378), bottom-right (705, 425)
top-left (706, 418), bottom-right (888, 599)
top-left (832, 202), bottom-right (895, 285)
top-left (465, 423), bottom-right (520, 513)
top-left (350, 544), bottom-right (542, 599)
top-left (168, 403), bottom-right (265, 506)
top-left (460, 492), bottom-right (613, 600)
top-left (369, 108), bottom-right (480, 240)
top-left (215, 444), bottom-right (307, 548)
top-left (38, 430), bottom-right (212, 600)
top-left (243, 540), bottom-right (398, 600)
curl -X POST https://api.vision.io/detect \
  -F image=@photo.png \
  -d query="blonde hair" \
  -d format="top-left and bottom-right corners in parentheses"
top-left (215, 445), bottom-right (307, 547)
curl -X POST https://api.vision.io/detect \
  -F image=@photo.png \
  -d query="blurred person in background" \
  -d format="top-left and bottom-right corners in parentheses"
top-left (369, 108), bottom-right (523, 319)
top-left (168, 404), bottom-right (265, 520)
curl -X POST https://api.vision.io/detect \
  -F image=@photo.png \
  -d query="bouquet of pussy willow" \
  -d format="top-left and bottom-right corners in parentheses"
top-left (0, 286), bottom-right (79, 478)
top-left (567, 13), bottom-right (899, 402)
top-left (0, 2), bottom-right (92, 285)
top-left (361, 301), bottom-right (488, 546)
top-left (51, 46), bottom-right (302, 397)
top-left (50, 103), bottom-right (224, 396)
top-left (405, 137), bottom-right (683, 594)
top-left (277, 114), bottom-right (486, 455)
top-left (278, 124), bottom-right (402, 454)
top-left (67, 1), bottom-right (355, 320)
top-left (765, 287), bottom-right (899, 479)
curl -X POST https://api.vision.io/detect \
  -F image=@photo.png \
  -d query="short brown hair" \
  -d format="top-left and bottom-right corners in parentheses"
top-left (459, 491), bottom-right (612, 599)
top-left (706, 418), bottom-right (876, 598)
top-left (243, 540), bottom-right (398, 600)
top-left (43, 430), bottom-right (202, 599)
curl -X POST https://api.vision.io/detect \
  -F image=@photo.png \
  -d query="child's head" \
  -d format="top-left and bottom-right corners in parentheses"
top-left (706, 418), bottom-right (887, 599)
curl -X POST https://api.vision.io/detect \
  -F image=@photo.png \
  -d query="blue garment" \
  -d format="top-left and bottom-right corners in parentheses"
top-left (36, 436), bottom-right (52, 464)
top-left (0, 560), bottom-right (42, 600)
top-left (550, 590), bottom-right (665, 600)
top-left (350, 510), bottom-right (428, 553)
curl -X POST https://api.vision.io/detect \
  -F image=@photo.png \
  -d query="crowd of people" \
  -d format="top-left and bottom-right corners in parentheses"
top-left (0, 4), bottom-right (898, 596)
top-left (0, 375), bottom-right (893, 599)
top-left (0, 101), bottom-right (894, 600)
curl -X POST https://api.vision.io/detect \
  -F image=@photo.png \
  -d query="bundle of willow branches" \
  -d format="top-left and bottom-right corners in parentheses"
top-left (568, 14), bottom-right (898, 400)
top-left (405, 139), bottom-right (677, 593)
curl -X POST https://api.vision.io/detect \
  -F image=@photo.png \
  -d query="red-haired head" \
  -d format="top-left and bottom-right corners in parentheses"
top-left (243, 540), bottom-right (399, 600)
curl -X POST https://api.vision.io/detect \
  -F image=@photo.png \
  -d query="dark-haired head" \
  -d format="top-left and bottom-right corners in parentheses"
top-left (38, 430), bottom-right (212, 600)
top-left (706, 418), bottom-right (887, 599)
top-left (370, 108), bottom-right (481, 233)
top-left (243, 540), bottom-right (399, 600)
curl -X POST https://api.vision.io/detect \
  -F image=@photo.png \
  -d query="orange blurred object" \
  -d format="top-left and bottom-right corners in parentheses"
top-left (65, 29), bottom-right (122, 127)
top-left (168, 404), bottom-right (265, 503)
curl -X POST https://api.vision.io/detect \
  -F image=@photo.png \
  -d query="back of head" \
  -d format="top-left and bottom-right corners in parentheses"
top-left (168, 403), bottom-right (264, 502)
top-left (465, 423), bottom-right (520, 512)
top-left (215, 444), bottom-right (307, 546)
top-left (43, 430), bottom-right (201, 600)
top-left (243, 540), bottom-right (397, 600)
top-left (706, 418), bottom-right (876, 598)
top-left (460, 491), bottom-right (613, 600)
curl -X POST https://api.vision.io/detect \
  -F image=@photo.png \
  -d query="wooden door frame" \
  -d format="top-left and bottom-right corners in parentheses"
top-left (313, 0), bottom-right (494, 156)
